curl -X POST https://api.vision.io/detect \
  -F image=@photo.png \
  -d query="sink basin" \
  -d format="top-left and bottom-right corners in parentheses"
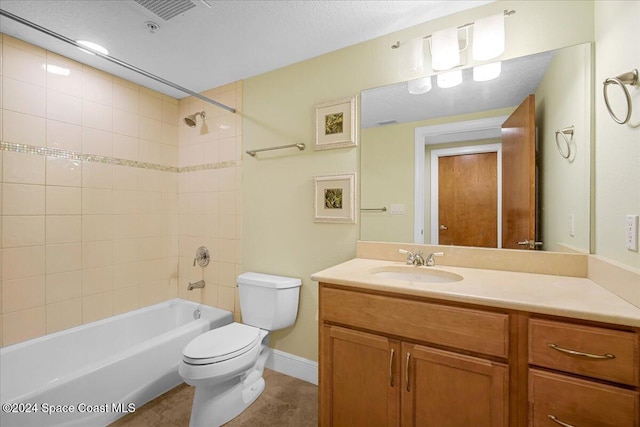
top-left (369, 266), bottom-right (463, 283)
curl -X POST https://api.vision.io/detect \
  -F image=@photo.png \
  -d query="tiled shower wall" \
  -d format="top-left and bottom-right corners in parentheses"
top-left (0, 34), bottom-right (243, 346)
top-left (176, 85), bottom-right (243, 322)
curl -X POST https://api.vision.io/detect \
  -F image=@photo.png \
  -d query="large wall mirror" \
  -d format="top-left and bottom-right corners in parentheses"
top-left (360, 42), bottom-right (592, 253)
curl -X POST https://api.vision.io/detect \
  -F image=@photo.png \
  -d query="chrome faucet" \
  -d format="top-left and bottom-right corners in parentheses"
top-left (188, 280), bottom-right (205, 290)
top-left (398, 249), bottom-right (426, 266)
top-left (426, 252), bottom-right (444, 267)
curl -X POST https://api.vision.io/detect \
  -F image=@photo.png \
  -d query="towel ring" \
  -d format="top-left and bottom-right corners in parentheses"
top-left (603, 69), bottom-right (638, 124)
top-left (555, 126), bottom-right (574, 159)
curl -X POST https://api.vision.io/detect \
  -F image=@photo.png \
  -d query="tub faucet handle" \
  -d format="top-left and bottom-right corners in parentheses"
top-left (193, 246), bottom-right (210, 267)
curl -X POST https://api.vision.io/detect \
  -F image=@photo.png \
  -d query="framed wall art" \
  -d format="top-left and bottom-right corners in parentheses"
top-left (314, 96), bottom-right (357, 150)
top-left (313, 173), bottom-right (356, 223)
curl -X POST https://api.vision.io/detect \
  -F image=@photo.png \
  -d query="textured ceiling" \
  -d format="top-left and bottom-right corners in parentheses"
top-left (0, 0), bottom-right (493, 99)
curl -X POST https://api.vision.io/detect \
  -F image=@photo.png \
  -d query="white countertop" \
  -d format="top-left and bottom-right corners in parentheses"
top-left (311, 258), bottom-right (640, 328)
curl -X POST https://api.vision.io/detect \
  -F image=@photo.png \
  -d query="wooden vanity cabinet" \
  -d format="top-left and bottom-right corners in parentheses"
top-left (527, 318), bottom-right (640, 427)
top-left (319, 284), bottom-right (511, 427)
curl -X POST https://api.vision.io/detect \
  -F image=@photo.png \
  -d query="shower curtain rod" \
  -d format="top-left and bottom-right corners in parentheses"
top-left (0, 9), bottom-right (236, 113)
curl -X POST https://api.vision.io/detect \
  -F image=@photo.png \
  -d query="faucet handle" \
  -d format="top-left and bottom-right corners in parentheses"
top-left (398, 249), bottom-right (415, 265)
top-left (426, 252), bottom-right (444, 266)
top-left (431, 252), bottom-right (444, 257)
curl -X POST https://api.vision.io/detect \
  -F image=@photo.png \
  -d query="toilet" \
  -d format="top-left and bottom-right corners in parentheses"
top-left (179, 272), bottom-right (302, 427)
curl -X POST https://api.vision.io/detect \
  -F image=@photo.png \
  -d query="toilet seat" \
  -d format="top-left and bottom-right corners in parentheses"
top-left (183, 323), bottom-right (261, 366)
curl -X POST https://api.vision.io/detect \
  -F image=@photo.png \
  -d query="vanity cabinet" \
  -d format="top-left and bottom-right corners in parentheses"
top-left (319, 284), bottom-right (511, 427)
top-left (527, 318), bottom-right (640, 427)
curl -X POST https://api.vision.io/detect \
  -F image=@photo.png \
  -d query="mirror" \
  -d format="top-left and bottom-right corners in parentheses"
top-left (360, 43), bottom-right (592, 253)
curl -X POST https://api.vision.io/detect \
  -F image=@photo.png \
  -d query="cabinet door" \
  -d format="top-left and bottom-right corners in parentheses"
top-left (321, 325), bottom-right (400, 427)
top-left (401, 344), bottom-right (508, 427)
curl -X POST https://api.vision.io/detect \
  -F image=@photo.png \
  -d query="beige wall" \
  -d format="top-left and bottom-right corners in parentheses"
top-left (594, 1), bottom-right (640, 269)
top-left (243, 0), bottom-right (596, 362)
top-left (536, 43), bottom-right (592, 253)
top-left (0, 35), bottom-right (181, 346)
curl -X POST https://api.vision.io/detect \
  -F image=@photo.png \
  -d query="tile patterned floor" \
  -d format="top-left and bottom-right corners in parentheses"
top-left (109, 369), bottom-right (318, 427)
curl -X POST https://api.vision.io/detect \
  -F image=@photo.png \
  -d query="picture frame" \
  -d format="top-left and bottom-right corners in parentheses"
top-left (314, 96), bottom-right (357, 150)
top-left (313, 173), bottom-right (357, 223)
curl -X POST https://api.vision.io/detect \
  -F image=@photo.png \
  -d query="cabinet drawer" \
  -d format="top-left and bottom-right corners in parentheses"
top-left (529, 318), bottom-right (639, 386)
top-left (529, 369), bottom-right (639, 427)
top-left (320, 286), bottom-right (509, 358)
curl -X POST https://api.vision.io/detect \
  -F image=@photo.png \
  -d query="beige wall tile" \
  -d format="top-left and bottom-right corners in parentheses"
top-left (161, 123), bottom-right (179, 146)
top-left (139, 169), bottom-right (162, 192)
top-left (113, 108), bottom-right (138, 137)
top-left (113, 165), bottom-right (139, 190)
top-left (113, 239), bottom-right (139, 265)
top-left (46, 270), bottom-right (82, 303)
top-left (82, 73), bottom-right (112, 106)
top-left (218, 262), bottom-right (236, 287)
top-left (82, 127), bottom-right (112, 157)
top-left (113, 261), bottom-right (139, 288)
top-left (3, 77), bottom-right (46, 117)
top-left (3, 151), bottom-right (45, 184)
top-left (2, 276), bottom-right (45, 313)
top-left (2, 306), bottom-right (46, 346)
top-left (113, 84), bottom-right (139, 114)
top-left (2, 216), bottom-right (45, 248)
top-left (2, 246), bottom-right (45, 281)
top-left (46, 157), bottom-right (81, 187)
top-left (3, 35), bottom-right (46, 57)
top-left (82, 215), bottom-right (113, 241)
top-left (139, 116), bottom-right (162, 143)
top-left (46, 215), bottom-right (81, 244)
top-left (138, 281), bottom-right (162, 307)
top-left (162, 100), bottom-right (178, 125)
top-left (46, 52), bottom-right (82, 97)
top-left (81, 161), bottom-right (113, 189)
top-left (138, 191), bottom-right (161, 213)
top-left (81, 188), bottom-right (112, 215)
top-left (113, 286), bottom-right (138, 315)
top-left (139, 92), bottom-right (162, 120)
top-left (3, 44), bottom-right (46, 87)
top-left (82, 292), bottom-right (113, 323)
top-left (218, 285), bottom-right (234, 312)
top-left (139, 140), bottom-right (162, 163)
top-left (2, 110), bottom-right (46, 147)
top-left (112, 134), bottom-right (138, 161)
top-left (113, 190), bottom-right (138, 214)
top-left (46, 243), bottom-right (81, 274)
top-left (47, 89), bottom-right (82, 125)
top-left (46, 298), bottom-right (82, 333)
top-left (46, 120), bottom-right (82, 152)
top-left (46, 186), bottom-right (81, 215)
top-left (112, 215), bottom-right (138, 239)
top-left (3, 183), bottom-right (45, 215)
top-left (82, 240), bottom-right (113, 269)
top-left (82, 100), bottom-right (112, 131)
top-left (82, 266), bottom-right (113, 296)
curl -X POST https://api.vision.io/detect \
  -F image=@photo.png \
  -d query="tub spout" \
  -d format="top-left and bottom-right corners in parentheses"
top-left (188, 280), bottom-right (205, 290)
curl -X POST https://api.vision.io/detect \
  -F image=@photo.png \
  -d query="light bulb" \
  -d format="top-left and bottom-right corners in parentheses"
top-left (408, 76), bottom-right (433, 95)
top-left (437, 70), bottom-right (462, 88)
top-left (473, 62), bottom-right (502, 81)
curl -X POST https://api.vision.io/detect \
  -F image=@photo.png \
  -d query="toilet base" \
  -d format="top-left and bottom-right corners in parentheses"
top-left (188, 345), bottom-right (270, 427)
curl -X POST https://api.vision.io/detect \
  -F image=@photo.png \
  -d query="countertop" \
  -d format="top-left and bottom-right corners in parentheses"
top-left (311, 258), bottom-right (640, 328)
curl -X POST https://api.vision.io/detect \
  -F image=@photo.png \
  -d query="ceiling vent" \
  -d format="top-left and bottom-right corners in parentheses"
top-left (134, 0), bottom-right (196, 21)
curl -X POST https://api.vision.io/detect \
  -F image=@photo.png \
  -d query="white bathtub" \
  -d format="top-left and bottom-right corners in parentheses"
top-left (0, 298), bottom-right (232, 427)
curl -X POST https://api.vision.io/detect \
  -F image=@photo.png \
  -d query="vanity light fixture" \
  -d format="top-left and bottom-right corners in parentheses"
top-left (431, 27), bottom-right (461, 71)
top-left (473, 61), bottom-right (502, 82)
top-left (76, 40), bottom-right (109, 56)
top-left (437, 69), bottom-right (462, 89)
top-left (472, 13), bottom-right (505, 61)
top-left (408, 76), bottom-right (433, 94)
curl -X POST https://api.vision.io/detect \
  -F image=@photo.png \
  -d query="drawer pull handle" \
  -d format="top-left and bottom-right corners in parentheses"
top-left (548, 343), bottom-right (616, 360)
top-left (548, 414), bottom-right (576, 427)
top-left (389, 348), bottom-right (395, 387)
top-left (405, 352), bottom-right (411, 392)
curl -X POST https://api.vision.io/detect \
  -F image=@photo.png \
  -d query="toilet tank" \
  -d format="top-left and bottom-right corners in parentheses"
top-left (237, 272), bottom-right (302, 331)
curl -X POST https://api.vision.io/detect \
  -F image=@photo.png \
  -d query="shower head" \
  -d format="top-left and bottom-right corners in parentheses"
top-left (184, 111), bottom-right (206, 127)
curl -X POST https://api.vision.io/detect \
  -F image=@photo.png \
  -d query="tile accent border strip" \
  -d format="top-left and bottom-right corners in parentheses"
top-left (0, 141), bottom-right (239, 173)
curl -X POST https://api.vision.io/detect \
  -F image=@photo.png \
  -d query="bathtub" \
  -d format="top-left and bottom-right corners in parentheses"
top-left (0, 298), bottom-right (232, 427)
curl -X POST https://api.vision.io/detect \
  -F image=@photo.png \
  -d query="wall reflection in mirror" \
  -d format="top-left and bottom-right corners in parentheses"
top-left (360, 43), bottom-right (592, 253)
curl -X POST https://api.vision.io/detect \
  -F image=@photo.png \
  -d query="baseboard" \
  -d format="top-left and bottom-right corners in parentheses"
top-left (266, 349), bottom-right (318, 385)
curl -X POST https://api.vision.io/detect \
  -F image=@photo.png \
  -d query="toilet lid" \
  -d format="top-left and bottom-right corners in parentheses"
top-left (183, 323), bottom-right (261, 365)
